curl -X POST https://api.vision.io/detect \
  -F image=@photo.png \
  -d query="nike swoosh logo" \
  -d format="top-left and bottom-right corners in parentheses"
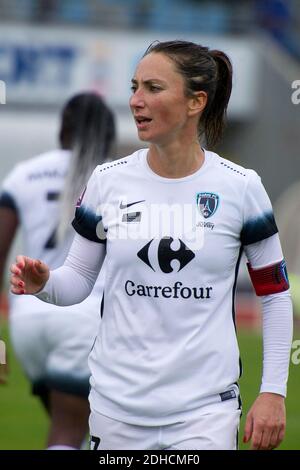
top-left (119, 200), bottom-right (145, 209)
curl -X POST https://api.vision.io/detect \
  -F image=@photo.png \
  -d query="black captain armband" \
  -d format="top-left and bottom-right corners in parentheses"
top-left (247, 259), bottom-right (289, 296)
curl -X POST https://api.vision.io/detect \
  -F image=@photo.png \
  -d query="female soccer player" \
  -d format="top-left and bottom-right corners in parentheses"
top-left (10, 41), bottom-right (292, 450)
top-left (1, 92), bottom-right (115, 449)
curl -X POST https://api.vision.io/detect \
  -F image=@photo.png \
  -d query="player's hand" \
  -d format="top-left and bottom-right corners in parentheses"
top-left (10, 255), bottom-right (49, 295)
top-left (243, 392), bottom-right (286, 450)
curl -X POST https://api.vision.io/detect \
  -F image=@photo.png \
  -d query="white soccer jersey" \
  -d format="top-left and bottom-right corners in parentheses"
top-left (71, 148), bottom-right (285, 425)
top-left (0, 149), bottom-right (103, 317)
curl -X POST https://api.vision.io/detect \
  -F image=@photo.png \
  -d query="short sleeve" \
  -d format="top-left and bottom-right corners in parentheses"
top-left (241, 171), bottom-right (278, 246)
top-left (72, 167), bottom-right (106, 244)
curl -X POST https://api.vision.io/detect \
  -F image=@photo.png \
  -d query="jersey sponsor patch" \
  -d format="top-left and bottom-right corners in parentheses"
top-left (137, 237), bottom-right (195, 273)
top-left (122, 211), bottom-right (141, 223)
top-left (247, 259), bottom-right (289, 296)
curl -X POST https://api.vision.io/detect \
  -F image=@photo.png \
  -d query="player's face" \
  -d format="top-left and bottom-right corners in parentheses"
top-left (130, 52), bottom-right (193, 145)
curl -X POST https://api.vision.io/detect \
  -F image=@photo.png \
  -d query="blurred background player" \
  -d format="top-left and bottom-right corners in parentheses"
top-left (0, 92), bottom-right (116, 449)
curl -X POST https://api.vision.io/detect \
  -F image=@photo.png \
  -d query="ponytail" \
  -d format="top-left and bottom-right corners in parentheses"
top-left (202, 50), bottom-right (232, 148)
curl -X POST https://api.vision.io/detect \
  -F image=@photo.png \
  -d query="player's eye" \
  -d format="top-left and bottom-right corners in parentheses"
top-left (149, 85), bottom-right (161, 92)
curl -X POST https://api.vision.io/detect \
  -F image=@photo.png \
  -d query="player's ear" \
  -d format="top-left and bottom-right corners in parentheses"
top-left (188, 91), bottom-right (207, 117)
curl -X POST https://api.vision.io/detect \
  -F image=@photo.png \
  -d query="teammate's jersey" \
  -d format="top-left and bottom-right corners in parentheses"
top-left (72, 148), bottom-right (279, 425)
top-left (0, 149), bottom-right (103, 317)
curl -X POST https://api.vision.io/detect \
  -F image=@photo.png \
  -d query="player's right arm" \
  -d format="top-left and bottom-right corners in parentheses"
top-left (10, 167), bottom-right (107, 305)
top-left (10, 233), bottom-right (106, 305)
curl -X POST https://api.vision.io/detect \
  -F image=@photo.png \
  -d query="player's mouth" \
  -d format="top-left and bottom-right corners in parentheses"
top-left (135, 116), bottom-right (152, 130)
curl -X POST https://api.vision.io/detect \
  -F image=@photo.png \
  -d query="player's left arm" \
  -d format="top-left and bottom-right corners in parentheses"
top-left (243, 391), bottom-right (286, 450)
top-left (243, 235), bottom-right (293, 450)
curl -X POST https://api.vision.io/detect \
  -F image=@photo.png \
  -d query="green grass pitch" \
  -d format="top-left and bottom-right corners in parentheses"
top-left (0, 321), bottom-right (299, 449)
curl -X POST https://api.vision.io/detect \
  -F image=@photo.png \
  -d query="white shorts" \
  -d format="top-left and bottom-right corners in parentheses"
top-left (89, 393), bottom-right (241, 450)
top-left (10, 310), bottom-right (100, 398)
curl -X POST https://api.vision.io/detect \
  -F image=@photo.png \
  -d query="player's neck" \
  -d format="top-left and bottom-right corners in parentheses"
top-left (147, 141), bottom-right (204, 179)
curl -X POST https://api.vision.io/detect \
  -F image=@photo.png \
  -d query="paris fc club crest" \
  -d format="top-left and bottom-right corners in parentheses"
top-left (196, 192), bottom-right (219, 219)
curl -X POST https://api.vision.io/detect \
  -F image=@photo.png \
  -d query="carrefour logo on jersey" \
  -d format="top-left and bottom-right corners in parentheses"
top-left (196, 192), bottom-right (219, 219)
top-left (124, 236), bottom-right (213, 300)
top-left (137, 236), bottom-right (195, 273)
top-left (125, 280), bottom-right (212, 300)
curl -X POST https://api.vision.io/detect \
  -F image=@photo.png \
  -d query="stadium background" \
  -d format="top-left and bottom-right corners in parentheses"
top-left (0, 0), bottom-right (299, 449)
